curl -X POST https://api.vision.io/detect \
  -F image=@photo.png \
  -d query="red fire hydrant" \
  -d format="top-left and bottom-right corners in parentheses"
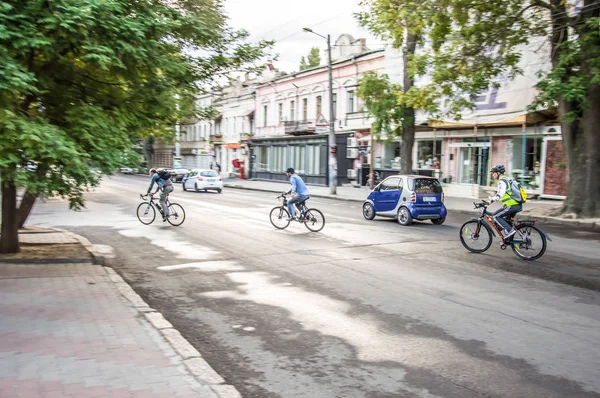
top-left (238, 161), bottom-right (245, 179)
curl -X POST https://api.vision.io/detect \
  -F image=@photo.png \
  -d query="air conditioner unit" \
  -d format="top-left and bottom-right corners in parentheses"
top-left (347, 148), bottom-right (358, 159)
top-left (347, 137), bottom-right (358, 148)
top-left (347, 169), bottom-right (357, 179)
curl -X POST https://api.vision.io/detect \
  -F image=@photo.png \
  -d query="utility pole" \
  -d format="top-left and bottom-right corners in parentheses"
top-left (304, 27), bottom-right (336, 194)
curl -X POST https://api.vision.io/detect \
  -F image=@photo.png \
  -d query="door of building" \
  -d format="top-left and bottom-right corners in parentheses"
top-left (458, 146), bottom-right (489, 185)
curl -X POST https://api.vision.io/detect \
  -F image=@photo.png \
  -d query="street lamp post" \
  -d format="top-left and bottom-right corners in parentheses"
top-left (303, 27), bottom-right (336, 194)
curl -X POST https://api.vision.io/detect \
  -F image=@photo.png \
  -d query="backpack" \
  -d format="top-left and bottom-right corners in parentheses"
top-left (157, 169), bottom-right (172, 181)
top-left (506, 178), bottom-right (527, 204)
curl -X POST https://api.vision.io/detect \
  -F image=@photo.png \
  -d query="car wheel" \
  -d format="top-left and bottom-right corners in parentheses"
top-left (362, 203), bottom-right (375, 220)
top-left (397, 207), bottom-right (413, 226)
top-left (204, 189), bottom-right (208, 192)
top-left (194, 183), bottom-right (200, 193)
top-left (431, 218), bottom-right (445, 225)
top-left (217, 189), bottom-right (222, 193)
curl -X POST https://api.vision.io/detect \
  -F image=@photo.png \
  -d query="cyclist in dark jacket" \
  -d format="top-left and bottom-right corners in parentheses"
top-left (147, 168), bottom-right (174, 221)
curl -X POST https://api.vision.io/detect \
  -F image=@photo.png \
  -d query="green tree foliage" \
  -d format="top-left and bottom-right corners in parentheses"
top-left (357, 72), bottom-right (407, 138)
top-left (358, 0), bottom-right (600, 217)
top-left (299, 47), bottom-right (321, 70)
top-left (0, 0), bottom-right (271, 253)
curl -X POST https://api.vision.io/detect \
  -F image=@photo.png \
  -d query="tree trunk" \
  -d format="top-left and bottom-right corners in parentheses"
top-left (570, 84), bottom-right (600, 217)
top-left (401, 30), bottom-right (417, 175)
top-left (400, 112), bottom-right (415, 175)
top-left (556, 0), bottom-right (600, 217)
top-left (143, 138), bottom-right (154, 169)
top-left (0, 180), bottom-right (19, 254)
top-left (17, 190), bottom-right (37, 229)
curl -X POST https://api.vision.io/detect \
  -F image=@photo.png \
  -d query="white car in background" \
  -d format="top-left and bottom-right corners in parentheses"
top-left (182, 169), bottom-right (223, 193)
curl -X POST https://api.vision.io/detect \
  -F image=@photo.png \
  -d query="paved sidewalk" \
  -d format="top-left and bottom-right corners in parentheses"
top-left (0, 229), bottom-right (239, 398)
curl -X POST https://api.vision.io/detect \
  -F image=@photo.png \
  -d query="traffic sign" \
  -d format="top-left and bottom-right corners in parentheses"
top-left (316, 113), bottom-right (328, 126)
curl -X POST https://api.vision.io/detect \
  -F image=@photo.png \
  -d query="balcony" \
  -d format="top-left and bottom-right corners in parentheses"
top-left (210, 134), bottom-right (223, 144)
top-left (345, 111), bottom-right (372, 130)
top-left (284, 119), bottom-right (316, 135)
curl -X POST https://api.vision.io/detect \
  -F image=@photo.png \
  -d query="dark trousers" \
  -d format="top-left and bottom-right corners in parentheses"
top-left (493, 204), bottom-right (522, 231)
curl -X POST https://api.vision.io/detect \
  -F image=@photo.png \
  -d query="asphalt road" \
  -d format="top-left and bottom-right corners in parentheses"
top-left (29, 174), bottom-right (600, 398)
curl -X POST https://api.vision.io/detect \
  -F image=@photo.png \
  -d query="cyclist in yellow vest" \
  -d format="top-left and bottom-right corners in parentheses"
top-left (488, 165), bottom-right (522, 239)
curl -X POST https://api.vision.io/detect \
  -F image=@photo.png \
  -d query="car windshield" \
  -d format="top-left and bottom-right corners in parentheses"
top-left (200, 171), bottom-right (218, 177)
top-left (411, 178), bottom-right (443, 194)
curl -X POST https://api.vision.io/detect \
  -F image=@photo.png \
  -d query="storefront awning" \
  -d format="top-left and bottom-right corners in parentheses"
top-left (424, 111), bottom-right (554, 129)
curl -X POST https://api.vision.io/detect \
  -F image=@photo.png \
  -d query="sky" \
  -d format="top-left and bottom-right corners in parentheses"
top-left (222, 0), bottom-right (383, 74)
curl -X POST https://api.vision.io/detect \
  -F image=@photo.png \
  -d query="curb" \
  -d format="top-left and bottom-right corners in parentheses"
top-left (528, 215), bottom-right (599, 232)
top-left (104, 267), bottom-right (242, 398)
top-left (0, 257), bottom-right (93, 264)
top-left (52, 227), bottom-right (106, 265)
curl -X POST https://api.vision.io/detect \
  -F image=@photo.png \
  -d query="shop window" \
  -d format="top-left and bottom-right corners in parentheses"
top-left (379, 141), bottom-right (401, 169)
top-left (257, 146), bottom-right (269, 172)
top-left (272, 146), bottom-right (287, 173)
top-left (512, 136), bottom-right (543, 190)
top-left (289, 145), bottom-right (306, 175)
top-left (416, 140), bottom-right (442, 169)
top-left (307, 144), bottom-right (327, 175)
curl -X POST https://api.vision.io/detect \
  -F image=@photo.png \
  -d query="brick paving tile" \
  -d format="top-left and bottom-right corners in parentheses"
top-left (0, 261), bottom-right (220, 398)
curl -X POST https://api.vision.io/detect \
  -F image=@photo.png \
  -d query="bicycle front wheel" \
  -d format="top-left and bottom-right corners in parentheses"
top-left (167, 203), bottom-right (186, 226)
top-left (137, 202), bottom-right (156, 225)
top-left (512, 224), bottom-right (547, 261)
top-left (270, 207), bottom-right (290, 229)
top-left (304, 208), bottom-right (325, 232)
top-left (459, 220), bottom-right (493, 253)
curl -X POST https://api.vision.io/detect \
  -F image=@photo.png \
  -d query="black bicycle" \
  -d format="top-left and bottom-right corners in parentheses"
top-left (459, 200), bottom-right (551, 261)
top-left (269, 193), bottom-right (325, 232)
top-left (137, 194), bottom-right (185, 226)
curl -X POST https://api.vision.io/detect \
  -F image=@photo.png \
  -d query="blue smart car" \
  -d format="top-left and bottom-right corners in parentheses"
top-left (362, 175), bottom-right (447, 226)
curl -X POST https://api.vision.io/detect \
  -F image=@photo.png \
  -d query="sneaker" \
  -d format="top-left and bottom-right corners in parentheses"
top-left (286, 216), bottom-right (297, 221)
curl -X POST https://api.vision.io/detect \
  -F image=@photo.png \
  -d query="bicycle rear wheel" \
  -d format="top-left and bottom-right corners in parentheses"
top-left (270, 207), bottom-right (290, 229)
top-left (167, 203), bottom-right (186, 226)
top-left (304, 208), bottom-right (325, 232)
top-left (137, 202), bottom-right (156, 225)
top-left (459, 220), bottom-right (493, 253)
top-left (512, 224), bottom-right (547, 261)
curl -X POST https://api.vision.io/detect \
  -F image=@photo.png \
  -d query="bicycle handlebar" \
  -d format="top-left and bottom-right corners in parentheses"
top-left (473, 200), bottom-right (490, 209)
